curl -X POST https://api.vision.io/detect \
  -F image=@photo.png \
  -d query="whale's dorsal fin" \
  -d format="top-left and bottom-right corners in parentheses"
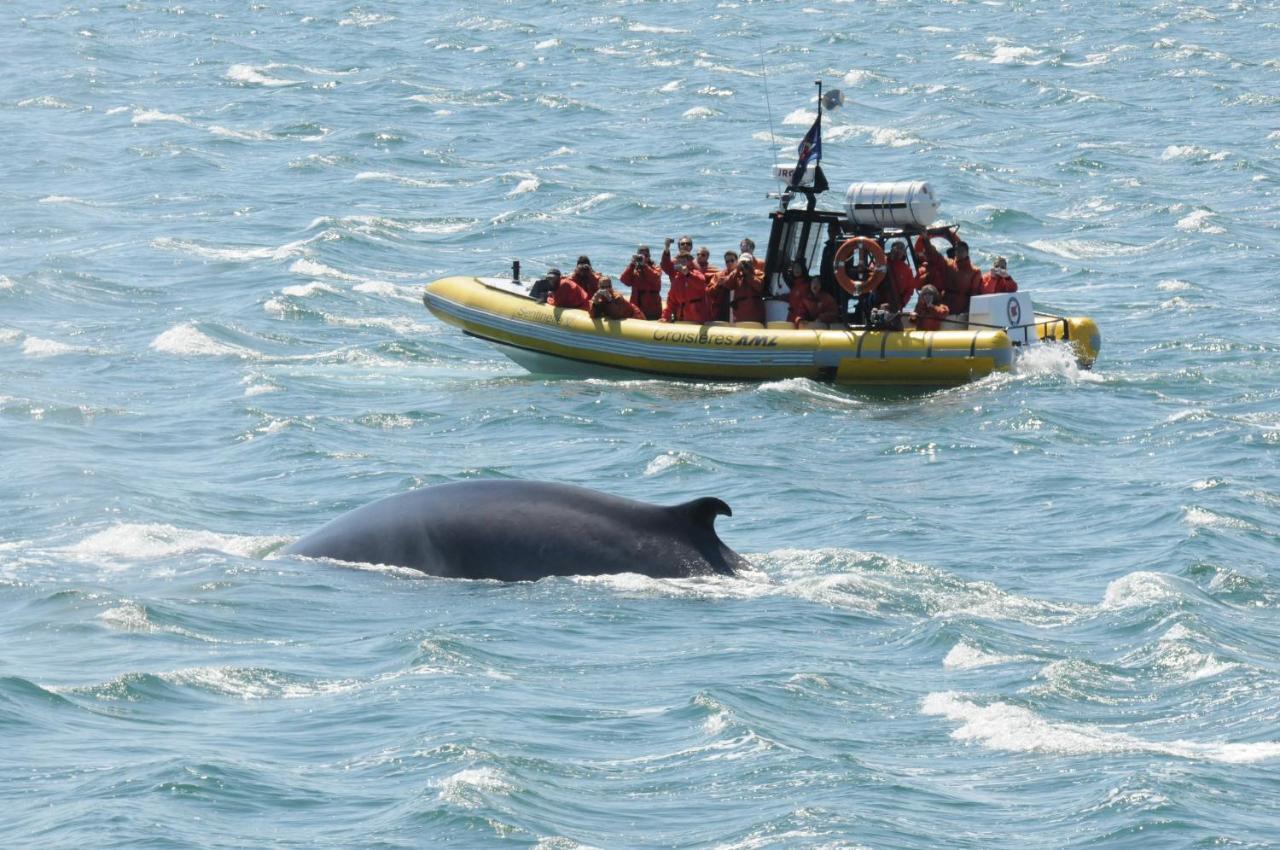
top-left (671, 496), bottom-right (732, 529)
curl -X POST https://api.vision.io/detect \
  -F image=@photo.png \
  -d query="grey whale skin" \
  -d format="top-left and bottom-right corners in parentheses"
top-left (282, 480), bottom-right (744, 580)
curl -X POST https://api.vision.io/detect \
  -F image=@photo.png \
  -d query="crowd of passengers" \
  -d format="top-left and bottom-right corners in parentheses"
top-left (529, 232), bottom-right (1018, 331)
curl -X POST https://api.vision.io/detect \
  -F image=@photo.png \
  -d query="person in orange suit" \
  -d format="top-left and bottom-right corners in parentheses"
top-left (619, 244), bottom-right (662, 320)
top-left (914, 233), bottom-right (950, 301)
top-left (698, 247), bottom-right (731, 321)
top-left (588, 279), bottom-right (646, 320)
top-left (787, 262), bottom-right (841, 328)
top-left (738, 237), bottom-right (765, 273)
top-left (886, 240), bottom-right (917, 311)
top-left (911, 284), bottom-right (950, 330)
top-left (546, 270), bottom-right (591, 310)
top-left (944, 241), bottom-right (984, 315)
top-left (567, 256), bottom-right (605, 298)
top-left (720, 252), bottom-right (766, 324)
top-left (660, 250), bottom-right (712, 323)
top-left (979, 256), bottom-right (1018, 294)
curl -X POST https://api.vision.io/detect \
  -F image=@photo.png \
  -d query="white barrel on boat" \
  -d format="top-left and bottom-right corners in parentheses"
top-left (843, 181), bottom-right (940, 228)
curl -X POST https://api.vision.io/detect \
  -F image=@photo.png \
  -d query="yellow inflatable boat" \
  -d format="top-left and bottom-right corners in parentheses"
top-left (423, 275), bottom-right (1100, 386)
top-left (422, 151), bottom-right (1100, 386)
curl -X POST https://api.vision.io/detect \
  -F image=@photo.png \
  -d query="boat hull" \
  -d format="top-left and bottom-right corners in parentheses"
top-left (423, 276), bottom-right (1098, 385)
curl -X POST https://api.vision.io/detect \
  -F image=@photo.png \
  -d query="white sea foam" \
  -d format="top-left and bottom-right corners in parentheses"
top-left (38, 194), bottom-right (92, 205)
top-left (289, 258), bottom-right (359, 281)
top-left (19, 96), bottom-right (74, 109)
top-left (436, 767), bottom-right (515, 806)
top-left (323, 314), bottom-right (435, 335)
top-left (763, 549), bottom-right (1080, 625)
top-left (1101, 571), bottom-right (1184, 609)
top-left (132, 108), bottom-right (192, 126)
top-left (990, 45), bottom-right (1042, 64)
top-left (923, 692), bottom-right (1280, 763)
top-left (1161, 144), bottom-right (1229, 162)
top-left (1182, 507), bottom-right (1255, 532)
top-left (1155, 627), bottom-right (1238, 681)
top-left (340, 10), bottom-right (394, 27)
top-left (1156, 279), bottom-right (1192, 292)
top-left (842, 68), bottom-right (887, 86)
top-left (628, 22), bottom-right (685, 33)
top-left (152, 235), bottom-right (312, 262)
top-left (354, 170), bottom-right (447, 188)
top-left (150, 323), bottom-right (256, 358)
top-left (163, 666), bottom-right (379, 699)
top-left (279, 282), bottom-right (336, 302)
top-left (243, 381), bottom-right (280, 397)
top-left (353, 280), bottom-right (409, 298)
top-left (225, 63), bottom-right (300, 87)
top-left (682, 106), bottom-right (716, 120)
top-left (99, 601), bottom-right (154, 632)
top-left (207, 125), bottom-right (275, 141)
top-left (858, 125), bottom-right (922, 148)
top-left (1013, 343), bottom-right (1103, 383)
top-left (22, 337), bottom-right (79, 357)
top-left (644, 450), bottom-right (701, 476)
top-left (944, 641), bottom-right (1027, 669)
top-left (1175, 209), bottom-right (1225, 234)
top-left (1029, 238), bottom-right (1156, 259)
top-left (506, 173), bottom-right (541, 196)
top-left (64, 523), bottom-right (282, 561)
top-left (404, 219), bottom-right (475, 235)
top-left (782, 108), bottom-right (816, 125)
top-left (0, 275), bottom-right (14, 290)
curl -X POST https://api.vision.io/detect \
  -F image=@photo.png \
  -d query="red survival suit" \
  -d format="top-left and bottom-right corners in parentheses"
top-left (914, 234), bottom-right (982, 315)
top-left (620, 260), bottom-right (663, 320)
top-left (913, 301), bottom-right (950, 331)
top-left (695, 260), bottom-right (726, 320)
top-left (661, 251), bottom-right (713, 323)
top-left (978, 270), bottom-right (1018, 295)
top-left (567, 267), bottom-right (605, 299)
top-left (546, 278), bottom-right (590, 310)
top-left (887, 256), bottom-right (917, 311)
top-left (716, 265), bottom-right (766, 324)
top-left (588, 290), bottom-right (645, 320)
top-left (787, 281), bottom-right (841, 327)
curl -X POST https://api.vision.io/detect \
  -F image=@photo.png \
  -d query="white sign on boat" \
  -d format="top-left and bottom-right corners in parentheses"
top-left (772, 164), bottom-right (815, 187)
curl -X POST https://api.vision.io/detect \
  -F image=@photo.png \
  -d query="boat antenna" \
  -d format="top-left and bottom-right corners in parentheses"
top-left (760, 53), bottom-right (778, 172)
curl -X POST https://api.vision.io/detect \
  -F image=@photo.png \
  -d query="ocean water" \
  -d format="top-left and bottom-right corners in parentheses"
top-left (3, 0), bottom-right (1279, 846)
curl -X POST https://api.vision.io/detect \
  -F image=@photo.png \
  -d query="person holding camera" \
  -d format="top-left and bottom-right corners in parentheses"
top-left (588, 278), bottom-right (645, 321)
top-left (619, 244), bottom-right (662, 320)
top-left (567, 255), bottom-right (605, 298)
top-left (979, 256), bottom-right (1018, 294)
top-left (660, 239), bottom-right (712, 324)
top-left (716, 252), bottom-right (765, 324)
top-left (911, 284), bottom-right (950, 331)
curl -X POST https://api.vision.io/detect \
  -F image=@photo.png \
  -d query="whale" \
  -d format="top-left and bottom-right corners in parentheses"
top-left (282, 480), bottom-right (744, 581)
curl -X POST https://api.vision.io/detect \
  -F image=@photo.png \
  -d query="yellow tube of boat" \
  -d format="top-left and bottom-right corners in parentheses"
top-left (424, 276), bottom-right (1097, 385)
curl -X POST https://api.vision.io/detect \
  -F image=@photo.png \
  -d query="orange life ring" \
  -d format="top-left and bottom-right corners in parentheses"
top-left (833, 237), bottom-right (887, 296)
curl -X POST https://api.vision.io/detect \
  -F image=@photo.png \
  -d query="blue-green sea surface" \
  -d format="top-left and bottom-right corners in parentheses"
top-left (2, 1), bottom-right (1278, 847)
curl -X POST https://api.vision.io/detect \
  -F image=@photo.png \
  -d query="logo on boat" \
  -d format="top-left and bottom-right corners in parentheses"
top-left (1006, 296), bottom-right (1021, 326)
top-left (652, 328), bottom-right (779, 347)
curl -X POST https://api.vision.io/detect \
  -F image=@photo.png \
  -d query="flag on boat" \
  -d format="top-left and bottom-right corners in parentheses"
top-left (793, 115), bottom-right (821, 185)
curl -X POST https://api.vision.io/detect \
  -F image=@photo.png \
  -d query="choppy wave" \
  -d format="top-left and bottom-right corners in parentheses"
top-left (923, 692), bottom-right (1280, 763)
